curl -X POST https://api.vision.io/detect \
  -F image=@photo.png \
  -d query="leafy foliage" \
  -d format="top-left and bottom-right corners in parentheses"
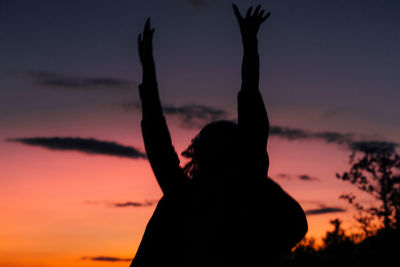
top-left (277, 225), bottom-right (400, 267)
top-left (322, 219), bottom-right (353, 249)
top-left (337, 148), bottom-right (400, 230)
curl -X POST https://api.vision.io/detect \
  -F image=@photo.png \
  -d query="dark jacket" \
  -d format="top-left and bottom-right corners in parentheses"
top-left (130, 83), bottom-right (308, 267)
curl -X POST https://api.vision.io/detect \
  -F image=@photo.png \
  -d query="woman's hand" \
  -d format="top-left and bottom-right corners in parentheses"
top-left (138, 18), bottom-right (155, 66)
top-left (232, 4), bottom-right (270, 44)
top-left (138, 18), bottom-right (156, 84)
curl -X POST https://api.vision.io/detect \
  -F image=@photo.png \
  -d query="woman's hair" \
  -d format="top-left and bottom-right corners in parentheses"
top-left (181, 120), bottom-right (239, 179)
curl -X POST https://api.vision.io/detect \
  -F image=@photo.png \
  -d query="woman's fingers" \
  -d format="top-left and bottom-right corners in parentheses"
top-left (138, 18), bottom-right (156, 64)
top-left (261, 12), bottom-right (271, 23)
top-left (253, 5), bottom-right (261, 17)
top-left (232, 3), bottom-right (243, 22)
top-left (144, 18), bottom-right (151, 32)
top-left (140, 17), bottom-right (155, 46)
top-left (258, 10), bottom-right (265, 19)
top-left (143, 18), bottom-right (151, 40)
top-left (245, 7), bottom-right (253, 18)
top-left (238, 5), bottom-right (270, 24)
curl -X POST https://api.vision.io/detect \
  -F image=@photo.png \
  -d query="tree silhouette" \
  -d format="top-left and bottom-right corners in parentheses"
top-left (322, 219), bottom-right (353, 249)
top-left (337, 147), bottom-right (400, 232)
top-left (293, 236), bottom-right (317, 255)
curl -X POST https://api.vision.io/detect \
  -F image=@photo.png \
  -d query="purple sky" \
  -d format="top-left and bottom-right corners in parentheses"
top-left (1, 0), bottom-right (400, 139)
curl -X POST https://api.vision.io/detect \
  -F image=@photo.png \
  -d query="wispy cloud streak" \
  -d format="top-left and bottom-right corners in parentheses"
top-left (7, 137), bottom-right (146, 159)
top-left (29, 71), bottom-right (133, 91)
top-left (121, 102), bottom-right (228, 129)
top-left (275, 173), bottom-right (319, 181)
top-left (120, 100), bottom-right (398, 152)
top-left (163, 104), bottom-right (228, 128)
top-left (270, 126), bottom-right (398, 153)
top-left (348, 140), bottom-right (398, 153)
top-left (110, 200), bottom-right (157, 207)
top-left (81, 256), bottom-right (131, 262)
top-left (85, 200), bottom-right (157, 208)
top-left (305, 206), bottom-right (346, 216)
top-left (298, 174), bottom-right (319, 181)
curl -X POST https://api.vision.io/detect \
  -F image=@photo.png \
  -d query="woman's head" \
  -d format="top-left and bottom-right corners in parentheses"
top-left (182, 120), bottom-right (240, 181)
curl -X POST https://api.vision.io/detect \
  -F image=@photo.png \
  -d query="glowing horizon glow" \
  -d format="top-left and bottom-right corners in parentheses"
top-left (1, 0), bottom-right (399, 266)
top-left (1, 125), bottom-right (363, 265)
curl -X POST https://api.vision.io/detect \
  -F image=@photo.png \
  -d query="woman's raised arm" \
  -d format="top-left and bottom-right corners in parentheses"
top-left (233, 4), bottom-right (270, 175)
top-left (138, 19), bottom-right (187, 195)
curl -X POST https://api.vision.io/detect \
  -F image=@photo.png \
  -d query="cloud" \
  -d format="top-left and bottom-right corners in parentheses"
top-left (314, 131), bottom-right (355, 145)
top-left (275, 173), bottom-right (319, 181)
top-left (349, 140), bottom-right (398, 154)
top-left (7, 137), bottom-right (146, 159)
top-left (29, 71), bottom-right (133, 91)
top-left (275, 173), bottom-right (291, 179)
top-left (81, 256), bottom-right (131, 262)
top-left (305, 206), bottom-right (346, 216)
top-left (298, 174), bottom-right (319, 181)
top-left (85, 200), bottom-right (158, 208)
top-left (121, 102), bottom-right (398, 152)
top-left (270, 125), bottom-right (398, 153)
top-left (269, 126), bottom-right (311, 141)
top-left (269, 126), bottom-right (354, 144)
top-left (110, 200), bottom-right (157, 207)
top-left (163, 104), bottom-right (228, 128)
top-left (120, 102), bottom-right (228, 129)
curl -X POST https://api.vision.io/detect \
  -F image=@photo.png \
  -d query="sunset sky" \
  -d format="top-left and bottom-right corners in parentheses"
top-left (1, 0), bottom-right (400, 266)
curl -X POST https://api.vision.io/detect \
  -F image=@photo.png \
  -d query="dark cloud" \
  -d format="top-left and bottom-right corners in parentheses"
top-left (7, 137), bottom-right (146, 159)
top-left (269, 126), bottom-right (354, 144)
top-left (349, 140), bottom-right (398, 154)
top-left (298, 174), bottom-right (319, 181)
top-left (111, 200), bottom-right (157, 207)
top-left (29, 71), bottom-right (133, 91)
top-left (85, 200), bottom-right (157, 208)
top-left (305, 206), bottom-right (346, 216)
top-left (163, 104), bottom-right (228, 128)
top-left (120, 102), bottom-right (399, 152)
top-left (314, 131), bottom-right (354, 145)
top-left (269, 126), bottom-right (311, 141)
top-left (275, 173), bottom-right (319, 181)
top-left (275, 173), bottom-right (291, 179)
top-left (81, 256), bottom-right (131, 262)
top-left (121, 102), bottom-right (228, 129)
top-left (270, 126), bottom-right (398, 153)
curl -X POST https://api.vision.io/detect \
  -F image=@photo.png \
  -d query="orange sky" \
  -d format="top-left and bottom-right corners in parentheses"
top-left (0, 115), bottom-right (362, 266)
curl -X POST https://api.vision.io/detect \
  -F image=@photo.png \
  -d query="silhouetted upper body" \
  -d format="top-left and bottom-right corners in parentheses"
top-left (131, 5), bottom-right (307, 267)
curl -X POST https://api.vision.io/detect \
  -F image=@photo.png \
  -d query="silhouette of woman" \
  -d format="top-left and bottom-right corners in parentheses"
top-left (131, 4), bottom-right (308, 267)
